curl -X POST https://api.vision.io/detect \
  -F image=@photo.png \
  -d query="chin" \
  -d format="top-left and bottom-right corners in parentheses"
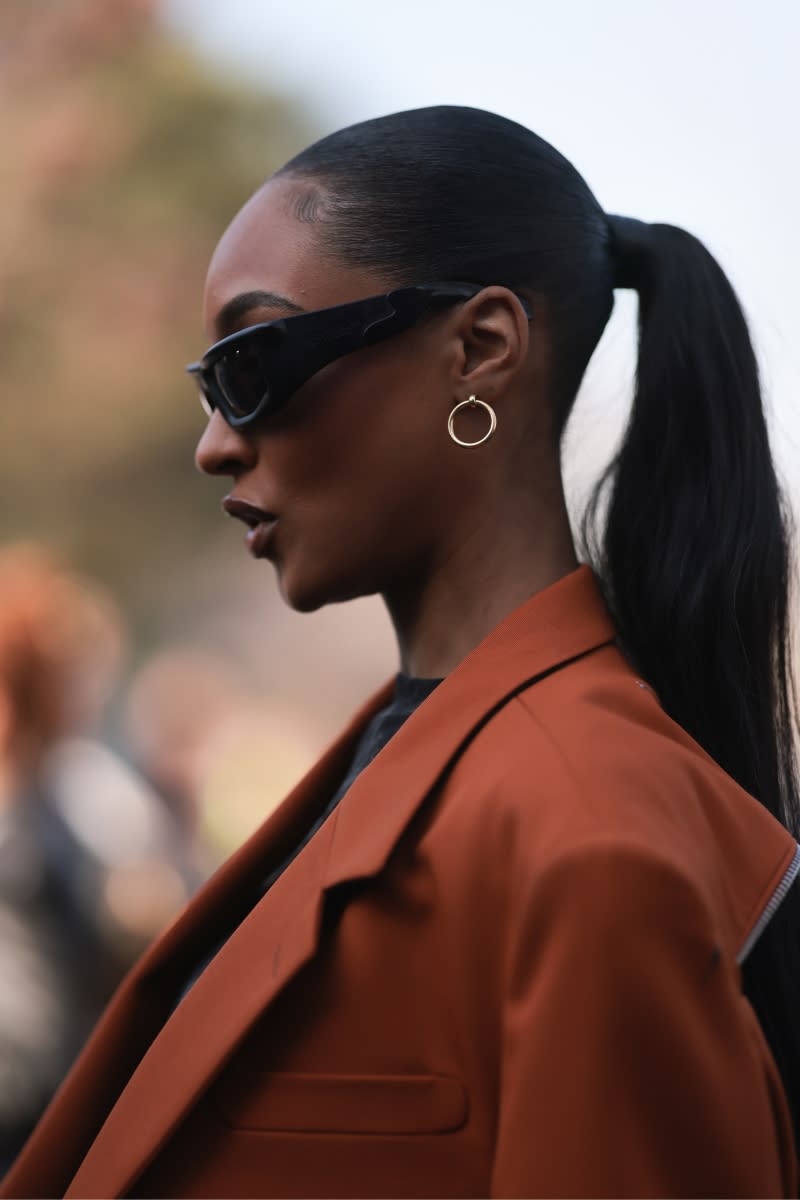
top-left (276, 559), bottom-right (377, 614)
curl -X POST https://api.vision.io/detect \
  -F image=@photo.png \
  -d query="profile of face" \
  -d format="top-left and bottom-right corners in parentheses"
top-left (195, 175), bottom-right (539, 614)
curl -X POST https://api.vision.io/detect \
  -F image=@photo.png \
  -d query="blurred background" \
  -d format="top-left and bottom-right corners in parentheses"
top-left (0, 0), bottom-right (797, 1164)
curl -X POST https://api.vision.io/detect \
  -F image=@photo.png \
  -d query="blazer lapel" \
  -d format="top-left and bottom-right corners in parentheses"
top-left (327, 564), bottom-right (616, 885)
top-left (134, 675), bottom-right (397, 977)
top-left (66, 804), bottom-right (340, 1199)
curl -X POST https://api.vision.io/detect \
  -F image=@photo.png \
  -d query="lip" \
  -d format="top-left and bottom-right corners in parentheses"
top-left (222, 496), bottom-right (278, 526)
top-left (222, 496), bottom-right (279, 559)
top-left (245, 519), bottom-right (278, 559)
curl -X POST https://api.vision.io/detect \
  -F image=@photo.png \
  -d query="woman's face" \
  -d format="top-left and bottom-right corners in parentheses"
top-left (195, 176), bottom-right (483, 613)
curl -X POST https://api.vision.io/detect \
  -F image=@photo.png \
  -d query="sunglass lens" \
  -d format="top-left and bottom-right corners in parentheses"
top-left (215, 340), bottom-right (271, 419)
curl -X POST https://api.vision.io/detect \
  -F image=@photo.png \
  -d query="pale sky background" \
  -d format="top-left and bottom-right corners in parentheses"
top-left (162, 0), bottom-right (799, 517)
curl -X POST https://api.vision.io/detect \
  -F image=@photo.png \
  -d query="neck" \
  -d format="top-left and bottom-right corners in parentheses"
top-left (383, 487), bottom-right (578, 679)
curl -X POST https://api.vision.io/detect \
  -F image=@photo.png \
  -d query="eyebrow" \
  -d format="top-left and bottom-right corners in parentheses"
top-left (215, 289), bottom-right (306, 336)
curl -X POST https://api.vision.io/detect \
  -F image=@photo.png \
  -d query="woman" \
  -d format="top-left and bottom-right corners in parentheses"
top-left (3, 106), bottom-right (799, 1198)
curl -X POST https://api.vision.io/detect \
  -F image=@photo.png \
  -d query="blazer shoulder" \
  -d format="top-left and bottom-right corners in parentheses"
top-left (442, 642), bottom-right (794, 952)
top-left (456, 642), bottom-right (706, 827)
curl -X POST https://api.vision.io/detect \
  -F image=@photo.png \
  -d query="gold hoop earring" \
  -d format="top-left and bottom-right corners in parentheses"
top-left (447, 395), bottom-right (497, 447)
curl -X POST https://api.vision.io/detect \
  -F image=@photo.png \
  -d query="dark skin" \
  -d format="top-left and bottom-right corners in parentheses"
top-left (195, 175), bottom-right (578, 678)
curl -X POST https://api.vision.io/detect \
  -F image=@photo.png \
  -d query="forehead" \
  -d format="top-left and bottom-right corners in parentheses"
top-left (202, 176), bottom-right (386, 338)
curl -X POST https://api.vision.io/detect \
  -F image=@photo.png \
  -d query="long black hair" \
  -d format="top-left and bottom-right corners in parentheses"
top-left (278, 105), bottom-right (800, 1138)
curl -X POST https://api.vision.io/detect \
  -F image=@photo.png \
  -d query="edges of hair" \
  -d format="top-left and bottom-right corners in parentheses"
top-left (282, 178), bottom-right (328, 225)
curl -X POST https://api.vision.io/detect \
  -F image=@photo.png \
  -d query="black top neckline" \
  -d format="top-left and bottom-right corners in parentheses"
top-left (393, 671), bottom-right (445, 708)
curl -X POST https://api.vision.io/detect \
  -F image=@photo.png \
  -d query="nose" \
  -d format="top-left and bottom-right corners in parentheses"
top-left (195, 410), bottom-right (258, 476)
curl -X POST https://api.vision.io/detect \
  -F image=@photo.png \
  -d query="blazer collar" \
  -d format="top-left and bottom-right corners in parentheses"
top-left (50, 566), bottom-right (615, 1198)
top-left (326, 563), bottom-right (616, 886)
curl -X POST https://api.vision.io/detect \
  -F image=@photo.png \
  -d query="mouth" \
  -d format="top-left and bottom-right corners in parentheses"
top-left (222, 496), bottom-right (280, 559)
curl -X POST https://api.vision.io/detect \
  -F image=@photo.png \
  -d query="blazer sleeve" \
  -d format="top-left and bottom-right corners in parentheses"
top-left (490, 842), bottom-right (796, 1198)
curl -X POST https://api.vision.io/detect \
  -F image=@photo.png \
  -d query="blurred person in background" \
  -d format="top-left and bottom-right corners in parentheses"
top-left (122, 648), bottom-right (318, 869)
top-left (122, 649), bottom-right (245, 869)
top-left (0, 545), bottom-right (190, 1172)
top-left (4, 107), bottom-right (800, 1198)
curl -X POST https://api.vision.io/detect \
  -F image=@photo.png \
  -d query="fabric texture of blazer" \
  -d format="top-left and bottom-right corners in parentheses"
top-left (2, 564), bottom-right (799, 1199)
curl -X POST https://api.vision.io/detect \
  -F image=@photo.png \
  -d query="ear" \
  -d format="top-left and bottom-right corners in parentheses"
top-left (449, 286), bottom-right (531, 396)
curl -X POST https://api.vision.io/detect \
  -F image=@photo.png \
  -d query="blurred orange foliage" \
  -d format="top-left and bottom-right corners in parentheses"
top-left (0, 0), bottom-right (312, 612)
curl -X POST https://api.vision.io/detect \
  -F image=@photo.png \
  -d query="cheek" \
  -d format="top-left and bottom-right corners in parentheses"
top-left (256, 339), bottom-right (450, 588)
top-left (284, 358), bottom-right (442, 512)
top-left (265, 404), bottom-right (452, 611)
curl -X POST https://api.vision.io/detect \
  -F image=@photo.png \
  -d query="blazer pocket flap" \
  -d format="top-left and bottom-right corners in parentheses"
top-left (214, 1069), bottom-right (468, 1134)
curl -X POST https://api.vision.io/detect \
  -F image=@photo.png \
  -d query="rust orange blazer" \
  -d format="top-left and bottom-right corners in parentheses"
top-left (3, 565), bottom-right (799, 1198)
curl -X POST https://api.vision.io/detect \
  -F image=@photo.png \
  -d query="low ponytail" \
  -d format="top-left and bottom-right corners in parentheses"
top-left (583, 215), bottom-right (800, 1137)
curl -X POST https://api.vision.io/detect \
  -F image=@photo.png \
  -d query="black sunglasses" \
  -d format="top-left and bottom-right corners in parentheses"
top-left (186, 281), bottom-right (533, 428)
